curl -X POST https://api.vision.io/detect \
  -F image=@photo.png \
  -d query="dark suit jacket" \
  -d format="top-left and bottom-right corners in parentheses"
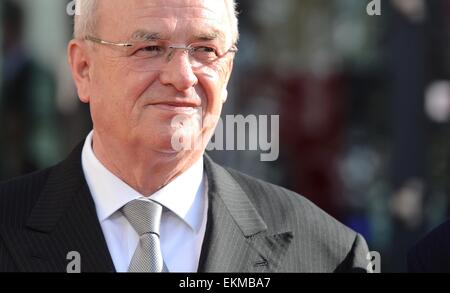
top-left (408, 219), bottom-right (450, 273)
top-left (0, 143), bottom-right (369, 272)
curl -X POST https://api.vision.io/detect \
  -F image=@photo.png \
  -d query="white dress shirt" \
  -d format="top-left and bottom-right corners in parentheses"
top-left (81, 131), bottom-right (208, 272)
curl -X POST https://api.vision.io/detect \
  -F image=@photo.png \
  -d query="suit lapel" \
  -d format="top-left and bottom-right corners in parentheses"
top-left (3, 144), bottom-right (115, 272)
top-left (198, 156), bottom-right (293, 272)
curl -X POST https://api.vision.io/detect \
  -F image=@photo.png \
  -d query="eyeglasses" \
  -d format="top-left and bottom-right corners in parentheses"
top-left (84, 35), bottom-right (238, 72)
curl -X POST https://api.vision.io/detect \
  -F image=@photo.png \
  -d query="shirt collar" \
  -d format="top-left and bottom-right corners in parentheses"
top-left (81, 131), bottom-right (205, 232)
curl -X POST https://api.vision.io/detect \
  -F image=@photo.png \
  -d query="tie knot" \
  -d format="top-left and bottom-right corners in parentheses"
top-left (122, 199), bottom-right (163, 236)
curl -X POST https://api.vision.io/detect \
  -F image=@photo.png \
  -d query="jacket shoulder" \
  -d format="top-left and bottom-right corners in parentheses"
top-left (226, 167), bottom-right (356, 235)
top-left (225, 167), bottom-right (369, 272)
top-left (0, 168), bottom-right (53, 225)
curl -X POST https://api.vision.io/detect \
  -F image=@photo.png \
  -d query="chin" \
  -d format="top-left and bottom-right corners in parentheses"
top-left (139, 128), bottom-right (203, 154)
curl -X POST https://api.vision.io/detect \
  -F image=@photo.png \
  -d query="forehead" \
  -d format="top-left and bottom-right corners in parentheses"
top-left (97, 0), bottom-right (232, 41)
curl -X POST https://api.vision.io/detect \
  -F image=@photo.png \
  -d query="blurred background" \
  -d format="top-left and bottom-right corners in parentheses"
top-left (1, 0), bottom-right (450, 272)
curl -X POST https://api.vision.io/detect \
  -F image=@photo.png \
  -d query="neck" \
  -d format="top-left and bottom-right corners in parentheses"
top-left (91, 132), bottom-right (203, 196)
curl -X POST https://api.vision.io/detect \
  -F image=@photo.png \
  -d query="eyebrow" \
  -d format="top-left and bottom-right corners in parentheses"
top-left (194, 31), bottom-right (226, 43)
top-left (129, 29), bottom-right (228, 44)
top-left (130, 30), bottom-right (163, 42)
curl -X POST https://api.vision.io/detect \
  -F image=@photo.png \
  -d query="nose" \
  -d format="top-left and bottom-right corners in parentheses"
top-left (159, 49), bottom-right (198, 92)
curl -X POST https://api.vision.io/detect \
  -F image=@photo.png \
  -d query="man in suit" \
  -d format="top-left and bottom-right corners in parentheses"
top-left (0, 0), bottom-right (370, 272)
top-left (408, 220), bottom-right (450, 273)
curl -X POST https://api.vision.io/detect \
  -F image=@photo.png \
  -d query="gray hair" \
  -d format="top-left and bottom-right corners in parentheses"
top-left (73, 0), bottom-right (98, 39)
top-left (74, 0), bottom-right (239, 43)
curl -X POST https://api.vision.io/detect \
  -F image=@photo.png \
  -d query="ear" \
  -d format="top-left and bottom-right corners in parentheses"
top-left (222, 88), bottom-right (228, 104)
top-left (222, 60), bottom-right (234, 104)
top-left (68, 39), bottom-right (92, 104)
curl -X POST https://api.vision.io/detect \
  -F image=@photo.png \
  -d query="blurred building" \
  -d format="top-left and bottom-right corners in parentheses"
top-left (0, 0), bottom-right (91, 179)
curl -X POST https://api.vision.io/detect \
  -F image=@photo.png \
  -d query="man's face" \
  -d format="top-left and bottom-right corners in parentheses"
top-left (86, 0), bottom-right (235, 154)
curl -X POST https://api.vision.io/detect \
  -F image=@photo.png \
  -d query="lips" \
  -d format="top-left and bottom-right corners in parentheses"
top-left (147, 100), bottom-right (202, 114)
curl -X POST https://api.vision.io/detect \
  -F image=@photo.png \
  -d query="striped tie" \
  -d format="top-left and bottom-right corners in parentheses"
top-left (122, 199), bottom-right (168, 272)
